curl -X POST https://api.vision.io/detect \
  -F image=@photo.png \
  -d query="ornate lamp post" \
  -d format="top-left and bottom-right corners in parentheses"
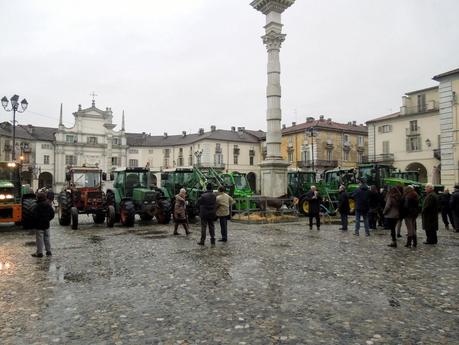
top-left (194, 149), bottom-right (203, 167)
top-left (1, 95), bottom-right (28, 161)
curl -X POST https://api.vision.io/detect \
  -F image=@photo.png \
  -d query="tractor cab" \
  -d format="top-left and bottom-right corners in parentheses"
top-left (287, 171), bottom-right (316, 197)
top-left (64, 167), bottom-right (104, 210)
top-left (392, 170), bottom-right (420, 182)
top-left (221, 172), bottom-right (252, 198)
top-left (357, 164), bottom-right (392, 188)
top-left (323, 168), bottom-right (356, 189)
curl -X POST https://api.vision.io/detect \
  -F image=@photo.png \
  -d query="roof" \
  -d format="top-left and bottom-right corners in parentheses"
top-left (405, 85), bottom-right (438, 95)
top-left (0, 122), bottom-right (57, 142)
top-left (126, 128), bottom-right (264, 147)
top-left (366, 112), bottom-right (401, 124)
top-left (282, 119), bottom-right (368, 135)
top-left (433, 67), bottom-right (459, 81)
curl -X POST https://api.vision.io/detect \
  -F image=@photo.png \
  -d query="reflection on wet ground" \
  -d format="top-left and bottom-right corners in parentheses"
top-left (0, 218), bottom-right (458, 344)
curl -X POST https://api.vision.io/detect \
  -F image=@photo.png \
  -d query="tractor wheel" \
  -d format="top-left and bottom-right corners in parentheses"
top-left (93, 211), bottom-right (105, 224)
top-left (58, 192), bottom-right (71, 226)
top-left (120, 200), bottom-right (135, 227)
top-left (71, 207), bottom-right (79, 230)
top-left (107, 206), bottom-right (115, 228)
top-left (299, 197), bottom-right (310, 216)
top-left (156, 209), bottom-right (171, 224)
top-left (106, 191), bottom-right (120, 222)
top-left (140, 213), bottom-right (153, 221)
top-left (22, 198), bottom-right (37, 230)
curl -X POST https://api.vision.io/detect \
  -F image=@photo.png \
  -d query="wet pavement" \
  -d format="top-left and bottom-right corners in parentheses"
top-left (0, 217), bottom-right (458, 345)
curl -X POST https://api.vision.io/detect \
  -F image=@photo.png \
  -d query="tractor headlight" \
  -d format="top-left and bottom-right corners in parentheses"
top-left (7, 162), bottom-right (16, 168)
top-left (5, 194), bottom-right (13, 199)
top-left (0, 195), bottom-right (4, 199)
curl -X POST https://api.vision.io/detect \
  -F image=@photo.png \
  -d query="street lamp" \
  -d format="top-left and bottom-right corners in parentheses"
top-left (1, 95), bottom-right (28, 161)
top-left (194, 149), bottom-right (203, 167)
top-left (306, 127), bottom-right (319, 172)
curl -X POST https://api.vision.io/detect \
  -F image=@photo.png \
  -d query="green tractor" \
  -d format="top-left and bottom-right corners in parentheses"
top-left (221, 171), bottom-right (254, 210)
top-left (106, 167), bottom-right (172, 226)
top-left (287, 171), bottom-right (318, 215)
top-left (0, 161), bottom-right (36, 228)
top-left (391, 170), bottom-right (420, 182)
top-left (321, 167), bottom-right (357, 214)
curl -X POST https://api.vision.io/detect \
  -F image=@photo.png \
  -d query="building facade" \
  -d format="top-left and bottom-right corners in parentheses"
top-left (366, 68), bottom-right (459, 186)
top-left (0, 102), bottom-right (264, 192)
top-left (279, 116), bottom-right (368, 174)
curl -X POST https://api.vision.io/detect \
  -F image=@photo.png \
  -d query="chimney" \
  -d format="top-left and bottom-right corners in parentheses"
top-left (182, 131), bottom-right (186, 137)
top-left (210, 125), bottom-right (216, 132)
top-left (327, 118), bottom-right (332, 122)
top-left (231, 126), bottom-right (236, 132)
top-left (282, 124), bottom-right (286, 129)
top-left (292, 122), bottom-right (296, 126)
top-left (306, 117), bottom-right (314, 123)
top-left (163, 132), bottom-right (168, 138)
top-left (319, 115), bottom-right (324, 121)
top-left (352, 121), bottom-right (357, 126)
top-left (199, 128), bottom-right (204, 135)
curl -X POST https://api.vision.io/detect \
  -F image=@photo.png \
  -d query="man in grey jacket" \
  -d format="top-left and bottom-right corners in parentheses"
top-left (216, 186), bottom-right (235, 242)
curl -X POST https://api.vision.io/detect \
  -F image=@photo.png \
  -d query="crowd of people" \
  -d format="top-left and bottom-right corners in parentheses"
top-left (307, 180), bottom-right (459, 248)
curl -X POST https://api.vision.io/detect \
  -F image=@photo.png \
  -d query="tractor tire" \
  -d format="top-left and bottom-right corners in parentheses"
top-left (106, 191), bottom-right (120, 222)
top-left (299, 197), bottom-right (310, 216)
top-left (107, 205), bottom-right (115, 228)
top-left (58, 192), bottom-right (71, 226)
top-left (22, 198), bottom-right (37, 230)
top-left (93, 211), bottom-right (105, 224)
top-left (156, 209), bottom-right (171, 224)
top-left (140, 213), bottom-right (153, 221)
top-left (71, 207), bottom-right (79, 230)
top-left (120, 200), bottom-right (135, 227)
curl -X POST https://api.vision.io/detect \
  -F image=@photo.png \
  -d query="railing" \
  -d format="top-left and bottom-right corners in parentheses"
top-left (362, 154), bottom-right (394, 163)
top-left (405, 127), bottom-right (420, 136)
top-left (297, 160), bottom-right (338, 168)
top-left (401, 102), bottom-right (438, 115)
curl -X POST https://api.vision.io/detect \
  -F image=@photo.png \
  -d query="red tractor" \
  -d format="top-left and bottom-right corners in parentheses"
top-left (58, 167), bottom-right (115, 229)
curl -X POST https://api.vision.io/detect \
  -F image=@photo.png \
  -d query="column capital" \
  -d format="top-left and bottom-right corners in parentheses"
top-left (262, 32), bottom-right (286, 50)
top-left (251, 0), bottom-right (295, 15)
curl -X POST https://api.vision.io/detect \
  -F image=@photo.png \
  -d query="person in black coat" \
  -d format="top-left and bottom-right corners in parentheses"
top-left (196, 183), bottom-right (217, 245)
top-left (31, 192), bottom-right (55, 257)
top-left (351, 180), bottom-right (370, 236)
top-left (439, 188), bottom-right (454, 230)
top-left (422, 183), bottom-right (439, 244)
top-left (337, 185), bottom-right (350, 231)
top-left (449, 184), bottom-right (459, 232)
top-left (305, 186), bottom-right (322, 230)
top-left (368, 185), bottom-right (380, 230)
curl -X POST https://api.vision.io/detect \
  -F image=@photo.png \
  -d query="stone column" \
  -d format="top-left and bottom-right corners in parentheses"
top-left (251, 0), bottom-right (294, 197)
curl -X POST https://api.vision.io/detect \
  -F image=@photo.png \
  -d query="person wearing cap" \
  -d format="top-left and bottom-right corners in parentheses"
top-left (422, 183), bottom-right (439, 244)
top-left (450, 184), bottom-right (459, 232)
top-left (196, 183), bottom-right (217, 245)
top-left (31, 192), bottom-right (55, 257)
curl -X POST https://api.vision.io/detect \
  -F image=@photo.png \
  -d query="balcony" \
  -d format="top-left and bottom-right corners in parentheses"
top-left (401, 101), bottom-right (438, 115)
top-left (297, 160), bottom-right (338, 169)
top-left (434, 148), bottom-right (441, 160)
top-left (406, 127), bottom-right (420, 136)
top-left (233, 148), bottom-right (240, 155)
top-left (362, 154), bottom-right (394, 164)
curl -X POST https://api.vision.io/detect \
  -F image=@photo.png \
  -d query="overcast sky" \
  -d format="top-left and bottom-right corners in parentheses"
top-left (1, 0), bottom-right (458, 135)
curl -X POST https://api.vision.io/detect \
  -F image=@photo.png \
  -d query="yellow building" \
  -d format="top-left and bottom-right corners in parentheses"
top-left (279, 116), bottom-right (368, 173)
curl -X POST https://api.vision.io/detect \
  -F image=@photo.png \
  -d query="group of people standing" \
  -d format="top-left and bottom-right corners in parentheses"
top-left (173, 183), bottom-right (234, 246)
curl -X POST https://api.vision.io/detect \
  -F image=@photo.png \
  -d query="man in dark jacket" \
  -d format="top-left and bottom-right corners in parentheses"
top-left (31, 192), bottom-right (55, 257)
top-left (305, 185), bottom-right (322, 230)
top-left (439, 188), bottom-right (454, 230)
top-left (338, 185), bottom-right (350, 231)
top-left (449, 184), bottom-right (459, 232)
top-left (422, 183), bottom-right (439, 244)
top-left (351, 179), bottom-right (370, 236)
top-left (368, 185), bottom-right (380, 230)
top-left (197, 183), bottom-right (217, 245)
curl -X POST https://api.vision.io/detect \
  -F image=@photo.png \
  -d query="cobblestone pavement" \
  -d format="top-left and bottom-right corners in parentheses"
top-left (0, 217), bottom-right (458, 345)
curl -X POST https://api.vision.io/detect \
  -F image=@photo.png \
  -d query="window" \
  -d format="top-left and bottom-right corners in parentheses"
top-left (215, 143), bottom-right (222, 153)
top-left (43, 155), bottom-right (50, 165)
top-left (287, 150), bottom-right (294, 163)
top-left (177, 157), bottom-right (184, 167)
top-left (357, 151), bottom-right (363, 163)
top-left (65, 155), bottom-right (77, 166)
top-left (378, 125), bottom-right (392, 133)
top-left (112, 138), bottom-right (120, 145)
top-left (343, 150), bottom-right (349, 161)
top-left (128, 159), bottom-right (138, 167)
top-left (163, 148), bottom-right (170, 158)
top-left (41, 143), bottom-right (52, 150)
top-left (148, 149), bottom-right (154, 154)
top-left (214, 153), bottom-right (223, 166)
top-left (326, 150), bottom-right (333, 161)
top-left (233, 155), bottom-right (239, 165)
top-left (128, 149), bottom-right (139, 154)
top-left (417, 94), bottom-right (426, 112)
top-left (66, 135), bottom-right (76, 143)
top-left (409, 120), bottom-right (418, 132)
top-left (87, 136), bottom-right (98, 144)
top-left (358, 136), bottom-right (364, 146)
top-left (382, 141), bottom-right (390, 154)
top-left (407, 137), bottom-right (421, 152)
top-left (188, 154), bottom-right (193, 166)
top-left (343, 134), bottom-right (349, 143)
top-left (111, 157), bottom-right (120, 166)
top-left (163, 158), bottom-right (170, 168)
top-left (250, 156), bottom-right (254, 166)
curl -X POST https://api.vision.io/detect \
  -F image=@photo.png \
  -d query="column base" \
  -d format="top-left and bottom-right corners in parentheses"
top-left (259, 159), bottom-right (290, 197)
